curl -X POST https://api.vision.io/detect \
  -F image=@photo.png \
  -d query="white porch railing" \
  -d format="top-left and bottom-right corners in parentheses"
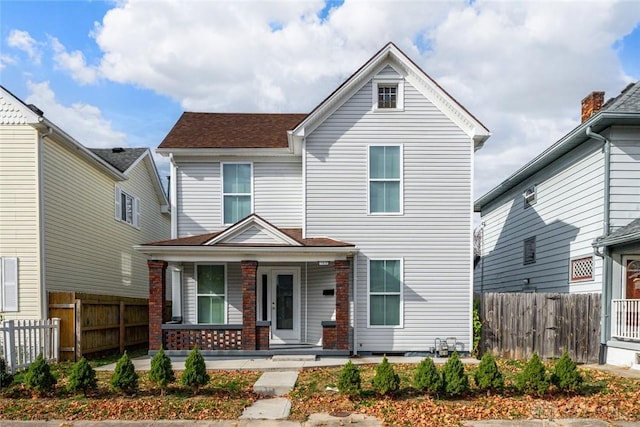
top-left (0, 319), bottom-right (60, 374)
top-left (612, 299), bottom-right (640, 340)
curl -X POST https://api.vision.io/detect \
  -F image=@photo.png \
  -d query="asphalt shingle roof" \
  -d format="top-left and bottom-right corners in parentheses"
top-left (90, 148), bottom-right (147, 173)
top-left (596, 217), bottom-right (640, 247)
top-left (602, 81), bottom-right (640, 113)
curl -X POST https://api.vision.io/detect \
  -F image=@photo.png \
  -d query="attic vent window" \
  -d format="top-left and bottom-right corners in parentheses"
top-left (373, 79), bottom-right (404, 111)
top-left (523, 185), bottom-right (537, 208)
top-left (378, 85), bottom-right (397, 109)
top-left (570, 256), bottom-right (593, 282)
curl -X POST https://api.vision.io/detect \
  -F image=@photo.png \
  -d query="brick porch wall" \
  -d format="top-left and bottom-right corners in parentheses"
top-left (241, 260), bottom-right (259, 350)
top-left (334, 260), bottom-right (350, 351)
top-left (148, 260), bottom-right (167, 351)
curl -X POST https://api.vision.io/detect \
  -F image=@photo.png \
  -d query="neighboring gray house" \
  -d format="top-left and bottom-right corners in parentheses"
top-left (136, 42), bottom-right (490, 356)
top-left (474, 82), bottom-right (640, 367)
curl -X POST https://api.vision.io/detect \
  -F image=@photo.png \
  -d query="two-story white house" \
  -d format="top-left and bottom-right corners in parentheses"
top-left (137, 43), bottom-right (490, 355)
top-left (0, 85), bottom-right (170, 323)
top-left (474, 82), bottom-right (640, 367)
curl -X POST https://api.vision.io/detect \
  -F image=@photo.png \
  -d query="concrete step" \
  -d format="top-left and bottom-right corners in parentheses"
top-left (240, 397), bottom-right (292, 420)
top-left (253, 371), bottom-right (298, 396)
top-left (271, 354), bottom-right (317, 362)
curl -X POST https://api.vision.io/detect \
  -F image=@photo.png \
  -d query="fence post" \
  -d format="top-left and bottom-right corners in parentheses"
top-left (3, 320), bottom-right (16, 374)
top-left (119, 300), bottom-right (125, 354)
top-left (75, 299), bottom-right (82, 361)
top-left (52, 318), bottom-right (60, 362)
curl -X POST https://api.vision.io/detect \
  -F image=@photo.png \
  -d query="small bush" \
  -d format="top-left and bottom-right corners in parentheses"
top-left (181, 347), bottom-right (209, 395)
top-left (149, 348), bottom-right (175, 395)
top-left (551, 350), bottom-right (583, 393)
top-left (474, 353), bottom-right (504, 393)
top-left (337, 360), bottom-right (361, 395)
top-left (413, 357), bottom-right (443, 395)
top-left (0, 357), bottom-right (13, 388)
top-left (442, 352), bottom-right (469, 397)
top-left (372, 355), bottom-right (400, 396)
top-left (67, 357), bottom-right (97, 396)
top-left (472, 299), bottom-right (482, 358)
top-left (24, 354), bottom-right (57, 396)
top-left (110, 351), bottom-right (139, 395)
top-left (516, 352), bottom-right (550, 396)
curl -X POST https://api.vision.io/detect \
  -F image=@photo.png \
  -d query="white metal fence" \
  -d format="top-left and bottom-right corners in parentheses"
top-left (0, 319), bottom-right (60, 374)
top-left (612, 299), bottom-right (640, 340)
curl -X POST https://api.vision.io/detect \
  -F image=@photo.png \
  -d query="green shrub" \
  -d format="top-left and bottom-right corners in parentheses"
top-left (67, 357), bottom-right (97, 396)
top-left (24, 354), bottom-right (57, 396)
top-left (149, 348), bottom-right (175, 395)
top-left (0, 357), bottom-right (13, 388)
top-left (442, 352), bottom-right (469, 397)
top-left (372, 355), bottom-right (400, 396)
top-left (337, 360), bottom-right (361, 395)
top-left (516, 352), bottom-right (550, 396)
top-left (551, 350), bottom-right (583, 393)
top-left (473, 353), bottom-right (504, 392)
top-left (413, 357), bottom-right (443, 395)
top-left (110, 351), bottom-right (139, 395)
top-left (181, 347), bottom-right (209, 395)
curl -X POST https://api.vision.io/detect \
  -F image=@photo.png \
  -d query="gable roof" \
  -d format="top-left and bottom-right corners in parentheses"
top-left (475, 81), bottom-right (640, 211)
top-left (594, 217), bottom-right (640, 247)
top-left (290, 42), bottom-right (490, 149)
top-left (91, 148), bottom-right (148, 172)
top-left (158, 112), bottom-right (307, 149)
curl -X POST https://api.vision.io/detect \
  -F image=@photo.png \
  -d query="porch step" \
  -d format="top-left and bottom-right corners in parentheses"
top-left (240, 397), bottom-right (291, 419)
top-left (271, 354), bottom-right (317, 362)
top-left (253, 370), bottom-right (298, 396)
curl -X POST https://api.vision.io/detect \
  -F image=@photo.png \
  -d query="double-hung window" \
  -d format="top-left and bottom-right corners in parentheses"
top-left (0, 257), bottom-right (19, 312)
top-left (222, 163), bottom-right (252, 224)
top-left (369, 145), bottom-right (402, 214)
top-left (115, 186), bottom-right (140, 229)
top-left (369, 259), bottom-right (402, 327)
top-left (197, 264), bottom-right (226, 324)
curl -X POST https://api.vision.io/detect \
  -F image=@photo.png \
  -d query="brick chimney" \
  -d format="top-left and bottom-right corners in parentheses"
top-left (581, 91), bottom-right (605, 123)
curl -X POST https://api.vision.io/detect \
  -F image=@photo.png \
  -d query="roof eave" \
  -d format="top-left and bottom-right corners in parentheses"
top-left (593, 231), bottom-right (640, 248)
top-left (156, 147), bottom-right (298, 157)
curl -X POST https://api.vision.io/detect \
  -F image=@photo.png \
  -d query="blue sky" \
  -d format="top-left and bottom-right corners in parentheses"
top-left (1, 0), bottom-right (639, 196)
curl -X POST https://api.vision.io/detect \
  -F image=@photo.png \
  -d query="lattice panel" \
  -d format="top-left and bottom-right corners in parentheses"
top-left (571, 257), bottom-right (593, 281)
top-left (164, 328), bottom-right (242, 350)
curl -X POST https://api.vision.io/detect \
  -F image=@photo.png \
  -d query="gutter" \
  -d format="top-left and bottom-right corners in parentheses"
top-left (586, 126), bottom-right (611, 365)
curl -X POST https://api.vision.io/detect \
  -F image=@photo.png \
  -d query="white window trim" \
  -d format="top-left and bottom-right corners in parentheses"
top-left (569, 255), bottom-right (594, 283)
top-left (367, 258), bottom-right (404, 329)
top-left (1, 257), bottom-right (19, 312)
top-left (367, 144), bottom-right (404, 215)
top-left (523, 185), bottom-right (537, 209)
top-left (372, 79), bottom-right (405, 112)
top-left (195, 263), bottom-right (227, 324)
top-left (221, 162), bottom-right (254, 225)
top-left (115, 185), bottom-right (141, 229)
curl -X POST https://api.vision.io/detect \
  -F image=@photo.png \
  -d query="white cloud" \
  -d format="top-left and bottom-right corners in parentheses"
top-left (25, 80), bottom-right (127, 148)
top-left (7, 29), bottom-right (41, 64)
top-left (0, 54), bottom-right (18, 70)
top-left (50, 37), bottom-right (99, 85)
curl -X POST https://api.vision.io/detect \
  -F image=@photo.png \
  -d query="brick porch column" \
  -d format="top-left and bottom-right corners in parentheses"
top-left (241, 260), bottom-right (259, 350)
top-left (148, 260), bottom-right (168, 351)
top-left (335, 260), bottom-right (350, 351)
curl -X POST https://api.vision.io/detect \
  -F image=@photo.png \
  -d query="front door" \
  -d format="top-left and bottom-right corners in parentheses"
top-left (626, 258), bottom-right (640, 299)
top-left (256, 267), bottom-right (300, 344)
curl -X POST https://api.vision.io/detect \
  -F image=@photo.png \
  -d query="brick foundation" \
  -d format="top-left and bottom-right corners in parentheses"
top-left (321, 321), bottom-right (337, 349)
top-left (148, 260), bottom-right (167, 351)
top-left (256, 321), bottom-right (270, 350)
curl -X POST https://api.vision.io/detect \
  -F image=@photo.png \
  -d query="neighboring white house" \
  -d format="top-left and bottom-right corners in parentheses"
top-left (0, 85), bottom-right (170, 321)
top-left (137, 42), bottom-right (490, 356)
top-left (474, 82), bottom-right (640, 367)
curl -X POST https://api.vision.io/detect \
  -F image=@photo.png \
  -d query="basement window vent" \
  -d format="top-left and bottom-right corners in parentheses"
top-left (570, 256), bottom-right (593, 282)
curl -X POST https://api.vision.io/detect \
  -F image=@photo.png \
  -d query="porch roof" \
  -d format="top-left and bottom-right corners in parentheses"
top-left (594, 217), bottom-right (640, 247)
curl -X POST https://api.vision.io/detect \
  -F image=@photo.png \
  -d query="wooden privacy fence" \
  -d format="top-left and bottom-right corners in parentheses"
top-left (476, 292), bottom-right (601, 364)
top-left (48, 292), bottom-right (149, 361)
top-left (0, 319), bottom-right (60, 373)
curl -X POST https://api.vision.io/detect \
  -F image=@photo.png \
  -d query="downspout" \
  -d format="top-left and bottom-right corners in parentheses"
top-left (39, 126), bottom-right (53, 319)
top-left (586, 126), bottom-right (610, 364)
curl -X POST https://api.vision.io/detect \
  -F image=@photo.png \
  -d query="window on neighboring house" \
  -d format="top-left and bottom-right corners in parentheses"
top-left (222, 163), bottom-right (252, 224)
top-left (570, 256), bottom-right (593, 282)
top-left (369, 259), bottom-right (402, 327)
top-left (373, 80), bottom-right (404, 111)
top-left (115, 186), bottom-right (140, 228)
top-left (524, 185), bottom-right (537, 208)
top-left (523, 237), bottom-right (536, 265)
top-left (369, 145), bottom-right (402, 214)
top-left (0, 257), bottom-right (19, 312)
top-left (197, 264), bottom-right (226, 324)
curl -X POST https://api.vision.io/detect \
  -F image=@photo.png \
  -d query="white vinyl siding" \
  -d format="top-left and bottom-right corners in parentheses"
top-left (43, 140), bottom-right (170, 299)
top-left (0, 124), bottom-right (41, 320)
top-left (176, 160), bottom-right (302, 237)
top-left (305, 75), bottom-right (473, 352)
top-left (1, 257), bottom-right (19, 312)
top-left (222, 163), bottom-right (252, 224)
top-left (196, 264), bottom-right (226, 324)
top-left (609, 126), bottom-right (640, 231)
top-left (476, 139), bottom-right (605, 294)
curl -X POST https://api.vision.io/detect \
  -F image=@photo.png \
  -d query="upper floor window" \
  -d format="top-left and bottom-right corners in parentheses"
top-left (222, 163), bottom-right (252, 224)
top-left (373, 80), bottom-right (404, 111)
top-left (115, 186), bottom-right (140, 229)
top-left (523, 236), bottom-right (536, 265)
top-left (523, 185), bottom-right (537, 208)
top-left (369, 145), bottom-right (402, 214)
